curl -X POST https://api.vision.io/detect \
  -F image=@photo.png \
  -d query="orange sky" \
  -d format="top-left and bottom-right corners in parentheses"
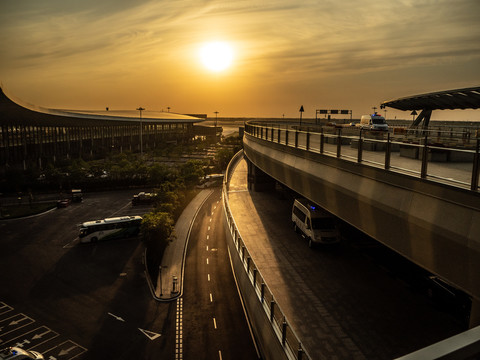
top-left (1, 0), bottom-right (479, 121)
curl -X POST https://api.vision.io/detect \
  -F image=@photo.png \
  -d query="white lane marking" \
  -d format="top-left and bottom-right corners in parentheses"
top-left (138, 328), bottom-right (161, 340)
top-left (206, 245), bottom-right (209, 251)
top-left (206, 258), bottom-right (209, 265)
top-left (107, 312), bottom-right (125, 322)
top-left (207, 235), bottom-right (209, 240)
top-left (208, 226), bottom-right (211, 231)
top-left (210, 293), bottom-right (213, 303)
top-left (176, 298), bottom-right (183, 360)
top-left (208, 274), bottom-right (210, 282)
top-left (213, 317), bottom-right (217, 329)
top-left (219, 350), bottom-right (223, 360)
top-left (63, 237), bottom-right (80, 249)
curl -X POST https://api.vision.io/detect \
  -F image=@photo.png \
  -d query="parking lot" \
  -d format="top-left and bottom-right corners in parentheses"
top-left (0, 302), bottom-right (86, 359)
top-left (0, 189), bottom-right (173, 359)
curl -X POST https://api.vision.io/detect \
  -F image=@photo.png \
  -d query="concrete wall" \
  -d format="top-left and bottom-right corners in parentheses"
top-left (222, 212), bottom-right (291, 360)
top-left (222, 149), bottom-right (306, 360)
top-left (243, 134), bottom-right (480, 326)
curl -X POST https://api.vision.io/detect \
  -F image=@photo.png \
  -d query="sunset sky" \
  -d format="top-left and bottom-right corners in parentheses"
top-left (1, 0), bottom-right (479, 121)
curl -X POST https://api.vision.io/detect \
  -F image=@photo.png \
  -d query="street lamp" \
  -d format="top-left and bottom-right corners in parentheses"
top-left (214, 111), bottom-right (219, 141)
top-left (136, 107), bottom-right (145, 156)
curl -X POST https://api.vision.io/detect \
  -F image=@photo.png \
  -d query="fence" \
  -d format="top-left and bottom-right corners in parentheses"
top-left (244, 121), bottom-right (479, 191)
top-left (222, 149), bottom-right (310, 360)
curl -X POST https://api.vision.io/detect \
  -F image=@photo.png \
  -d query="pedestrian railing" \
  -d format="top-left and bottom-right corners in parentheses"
top-left (222, 149), bottom-right (311, 360)
top-left (245, 121), bottom-right (480, 191)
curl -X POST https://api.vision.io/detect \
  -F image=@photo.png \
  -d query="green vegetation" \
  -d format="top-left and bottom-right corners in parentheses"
top-left (0, 135), bottom-right (243, 280)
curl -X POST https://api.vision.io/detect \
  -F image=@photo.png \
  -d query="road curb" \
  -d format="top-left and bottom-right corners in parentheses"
top-left (144, 189), bottom-right (214, 302)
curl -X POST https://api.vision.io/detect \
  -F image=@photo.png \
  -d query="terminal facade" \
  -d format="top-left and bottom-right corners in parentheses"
top-left (0, 88), bottom-right (205, 174)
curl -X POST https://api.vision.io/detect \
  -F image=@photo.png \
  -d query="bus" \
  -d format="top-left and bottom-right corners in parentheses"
top-left (79, 216), bottom-right (142, 243)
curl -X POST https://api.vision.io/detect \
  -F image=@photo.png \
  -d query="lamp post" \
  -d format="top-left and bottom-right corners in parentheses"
top-left (136, 107), bottom-right (145, 156)
top-left (214, 111), bottom-right (219, 141)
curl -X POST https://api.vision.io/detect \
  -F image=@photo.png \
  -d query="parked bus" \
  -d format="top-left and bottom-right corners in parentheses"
top-left (79, 216), bottom-right (142, 243)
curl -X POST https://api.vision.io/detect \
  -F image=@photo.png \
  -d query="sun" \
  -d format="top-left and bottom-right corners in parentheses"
top-left (199, 41), bottom-right (234, 72)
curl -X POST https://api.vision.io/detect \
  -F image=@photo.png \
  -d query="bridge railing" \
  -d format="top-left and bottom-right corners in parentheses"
top-left (222, 149), bottom-right (311, 360)
top-left (245, 121), bottom-right (480, 191)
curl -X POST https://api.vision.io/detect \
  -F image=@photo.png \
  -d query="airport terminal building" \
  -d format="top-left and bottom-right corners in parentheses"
top-left (0, 88), bottom-right (205, 172)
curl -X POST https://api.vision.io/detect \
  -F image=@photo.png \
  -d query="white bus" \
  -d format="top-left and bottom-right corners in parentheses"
top-left (79, 216), bottom-right (142, 243)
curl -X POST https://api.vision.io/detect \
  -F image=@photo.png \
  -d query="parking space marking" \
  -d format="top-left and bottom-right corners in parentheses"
top-left (42, 339), bottom-right (87, 359)
top-left (0, 302), bottom-right (88, 359)
top-left (0, 313), bottom-right (35, 337)
top-left (2, 326), bottom-right (59, 350)
top-left (0, 302), bottom-right (13, 316)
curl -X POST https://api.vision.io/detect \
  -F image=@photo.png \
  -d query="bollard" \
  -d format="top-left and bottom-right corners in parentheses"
top-left (320, 129), bottom-right (324, 154)
top-left (172, 275), bottom-right (178, 294)
top-left (336, 128), bottom-right (342, 158)
top-left (471, 138), bottom-right (479, 191)
top-left (421, 135), bottom-right (428, 178)
top-left (357, 129), bottom-right (363, 163)
top-left (298, 343), bottom-right (304, 360)
top-left (385, 132), bottom-right (391, 169)
top-left (270, 299), bottom-right (275, 322)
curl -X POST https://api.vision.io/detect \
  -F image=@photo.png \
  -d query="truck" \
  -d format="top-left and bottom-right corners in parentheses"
top-left (359, 113), bottom-right (388, 131)
top-left (292, 198), bottom-right (340, 247)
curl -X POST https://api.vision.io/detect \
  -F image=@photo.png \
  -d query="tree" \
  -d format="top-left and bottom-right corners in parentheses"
top-left (179, 160), bottom-right (204, 186)
top-left (142, 211), bottom-right (175, 279)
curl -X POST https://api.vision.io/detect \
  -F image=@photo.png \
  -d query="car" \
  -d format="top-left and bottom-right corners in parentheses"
top-left (132, 192), bottom-right (157, 205)
top-left (0, 347), bottom-right (44, 360)
top-left (56, 198), bottom-right (71, 208)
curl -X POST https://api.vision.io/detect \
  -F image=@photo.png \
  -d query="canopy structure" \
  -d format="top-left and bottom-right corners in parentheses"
top-left (0, 87), bottom-right (203, 126)
top-left (381, 86), bottom-right (480, 128)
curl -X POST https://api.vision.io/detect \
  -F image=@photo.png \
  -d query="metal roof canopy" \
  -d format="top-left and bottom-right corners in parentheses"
top-left (0, 87), bottom-right (203, 126)
top-left (381, 86), bottom-right (480, 111)
top-left (381, 86), bottom-right (480, 128)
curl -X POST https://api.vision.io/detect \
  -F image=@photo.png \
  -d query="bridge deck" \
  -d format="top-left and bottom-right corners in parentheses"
top-left (227, 158), bottom-right (464, 359)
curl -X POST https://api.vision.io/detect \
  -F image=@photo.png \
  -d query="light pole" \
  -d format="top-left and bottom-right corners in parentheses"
top-left (159, 265), bottom-right (163, 297)
top-left (136, 107), bottom-right (145, 156)
top-left (214, 111), bottom-right (219, 141)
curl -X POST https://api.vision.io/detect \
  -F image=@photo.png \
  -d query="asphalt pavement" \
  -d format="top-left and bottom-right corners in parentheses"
top-left (146, 189), bottom-right (214, 301)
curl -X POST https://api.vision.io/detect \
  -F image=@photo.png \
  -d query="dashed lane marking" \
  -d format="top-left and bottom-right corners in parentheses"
top-left (175, 298), bottom-right (183, 360)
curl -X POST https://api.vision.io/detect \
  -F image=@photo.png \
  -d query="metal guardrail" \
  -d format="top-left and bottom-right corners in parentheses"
top-left (245, 121), bottom-right (480, 191)
top-left (222, 150), bottom-right (311, 360)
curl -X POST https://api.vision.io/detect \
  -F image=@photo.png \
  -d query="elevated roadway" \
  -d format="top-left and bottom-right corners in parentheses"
top-left (242, 121), bottom-right (480, 328)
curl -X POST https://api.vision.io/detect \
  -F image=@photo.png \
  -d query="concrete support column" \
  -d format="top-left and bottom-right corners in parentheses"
top-left (246, 157), bottom-right (276, 192)
top-left (469, 297), bottom-right (480, 328)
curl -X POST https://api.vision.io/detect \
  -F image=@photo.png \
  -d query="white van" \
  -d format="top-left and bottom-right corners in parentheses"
top-left (360, 113), bottom-right (388, 131)
top-left (292, 198), bottom-right (340, 247)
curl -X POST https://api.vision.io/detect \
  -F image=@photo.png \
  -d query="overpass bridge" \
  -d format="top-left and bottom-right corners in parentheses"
top-left (242, 119), bottom-right (480, 330)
